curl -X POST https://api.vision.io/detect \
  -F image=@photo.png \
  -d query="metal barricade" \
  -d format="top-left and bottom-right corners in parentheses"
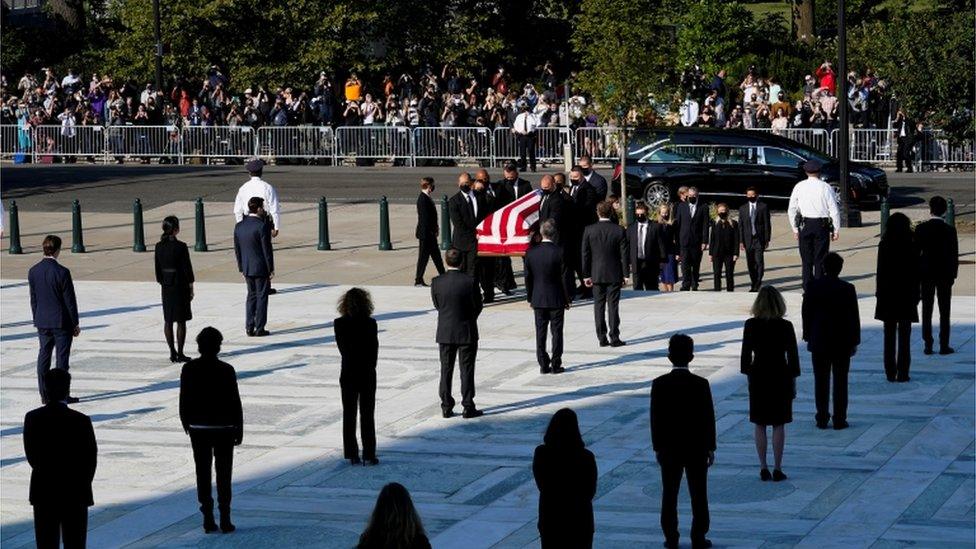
top-left (919, 130), bottom-right (975, 170)
top-left (0, 124), bottom-right (30, 161)
top-left (334, 126), bottom-right (410, 165)
top-left (412, 126), bottom-right (493, 165)
top-left (104, 125), bottom-right (180, 163)
top-left (849, 128), bottom-right (895, 164)
top-left (257, 126), bottom-right (335, 164)
top-left (182, 126), bottom-right (255, 164)
top-left (493, 126), bottom-right (571, 166)
top-left (748, 127), bottom-right (833, 155)
top-left (32, 125), bottom-right (106, 163)
top-left (574, 127), bottom-right (623, 164)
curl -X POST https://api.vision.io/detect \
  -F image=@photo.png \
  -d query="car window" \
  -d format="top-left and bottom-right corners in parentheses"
top-left (646, 145), bottom-right (703, 163)
top-left (708, 146), bottom-right (757, 165)
top-left (763, 147), bottom-right (803, 168)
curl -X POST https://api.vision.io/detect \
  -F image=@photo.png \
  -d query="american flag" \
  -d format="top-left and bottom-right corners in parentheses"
top-left (476, 189), bottom-right (542, 256)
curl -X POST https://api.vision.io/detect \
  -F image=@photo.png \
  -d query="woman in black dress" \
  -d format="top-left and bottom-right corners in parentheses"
top-left (334, 288), bottom-right (378, 466)
top-left (875, 212), bottom-right (920, 382)
top-left (358, 483), bottom-right (430, 549)
top-left (154, 216), bottom-right (194, 362)
top-left (740, 286), bottom-right (800, 482)
top-left (532, 408), bottom-right (598, 548)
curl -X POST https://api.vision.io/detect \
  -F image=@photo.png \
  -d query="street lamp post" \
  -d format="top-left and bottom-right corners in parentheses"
top-left (153, 0), bottom-right (163, 93)
top-left (837, 0), bottom-right (861, 227)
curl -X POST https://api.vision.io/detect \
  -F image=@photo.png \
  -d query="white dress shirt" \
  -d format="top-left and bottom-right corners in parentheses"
top-left (233, 177), bottom-right (281, 230)
top-left (513, 112), bottom-right (539, 135)
top-left (749, 202), bottom-right (757, 235)
top-left (637, 222), bottom-right (647, 259)
top-left (787, 176), bottom-right (840, 234)
top-left (466, 191), bottom-right (478, 218)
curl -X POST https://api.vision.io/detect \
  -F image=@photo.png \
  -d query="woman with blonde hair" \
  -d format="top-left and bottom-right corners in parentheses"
top-left (656, 203), bottom-right (679, 292)
top-left (740, 286), bottom-right (800, 481)
top-left (334, 288), bottom-right (379, 465)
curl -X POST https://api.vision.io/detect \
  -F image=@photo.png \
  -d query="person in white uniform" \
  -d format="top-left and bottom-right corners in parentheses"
top-left (234, 158), bottom-right (281, 293)
top-left (787, 160), bottom-right (840, 291)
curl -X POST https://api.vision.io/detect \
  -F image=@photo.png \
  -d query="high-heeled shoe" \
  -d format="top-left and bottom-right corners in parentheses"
top-left (176, 353), bottom-right (191, 363)
top-left (169, 351), bottom-right (179, 363)
top-left (772, 469), bottom-right (788, 482)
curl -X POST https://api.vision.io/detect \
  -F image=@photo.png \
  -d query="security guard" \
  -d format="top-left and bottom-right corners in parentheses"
top-left (787, 160), bottom-right (840, 291)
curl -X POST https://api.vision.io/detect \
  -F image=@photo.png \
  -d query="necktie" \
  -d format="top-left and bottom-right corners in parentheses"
top-left (638, 224), bottom-right (646, 259)
top-left (522, 115), bottom-right (528, 134)
top-left (466, 193), bottom-right (475, 217)
top-left (750, 204), bottom-right (757, 235)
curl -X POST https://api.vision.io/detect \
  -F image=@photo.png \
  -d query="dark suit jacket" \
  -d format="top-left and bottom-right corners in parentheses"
top-left (569, 181), bottom-right (599, 228)
top-left (738, 201), bottom-right (772, 248)
top-left (875, 239), bottom-right (920, 322)
top-left (179, 356), bottom-right (244, 441)
top-left (415, 192), bottom-right (438, 240)
top-left (448, 191), bottom-right (480, 252)
top-left (334, 316), bottom-right (378, 381)
top-left (533, 444), bottom-right (597, 535)
top-left (538, 191), bottom-right (567, 241)
top-left (503, 177), bottom-right (534, 200)
top-left (915, 218), bottom-right (959, 282)
top-left (581, 220), bottom-right (629, 284)
top-left (586, 171), bottom-right (608, 200)
top-left (525, 241), bottom-right (569, 309)
top-left (487, 182), bottom-right (515, 212)
top-left (28, 258), bottom-right (79, 330)
top-left (431, 270), bottom-right (482, 344)
top-left (627, 221), bottom-right (666, 271)
top-left (673, 202), bottom-right (711, 249)
top-left (23, 403), bottom-right (97, 506)
top-left (650, 368), bottom-right (716, 458)
top-left (234, 215), bottom-right (274, 277)
top-left (154, 237), bottom-right (194, 287)
top-left (709, 219), bottom-right (740, 258)
top-left (802, 275), bottom-right (861, 354)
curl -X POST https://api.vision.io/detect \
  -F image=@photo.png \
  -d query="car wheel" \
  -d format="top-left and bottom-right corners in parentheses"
top-left (643, 180), bottom-right (670, 208)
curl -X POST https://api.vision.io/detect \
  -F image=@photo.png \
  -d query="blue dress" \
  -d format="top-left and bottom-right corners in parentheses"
top-left (658, 222), bottom-right (678, 284)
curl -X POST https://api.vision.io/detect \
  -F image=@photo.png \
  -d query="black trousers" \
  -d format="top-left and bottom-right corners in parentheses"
top-left (883, 320), bottom-right (913, 380)
top-left (37, 328), bottom-right (73, 402)
top-left (921, 281), bottom-right (952, 350)
top-left (457, 249), bottom-right (478, 277)
top-left (744, 239), bottom-right (765, 290)
top-left (517, 132), bottom-right (537, 171)
top-left (189, 429), bottom-right (235, 514)
top-left (439, 343), bottom-right (477, 411)
top-left (541, 530), bottom-right (593, 549)
top-left (711, 255), bottom-right (735, 291)
top-left (534, 307), bottom-right (565, 369)
top-left (593, 283), bottom-right (621, 342)
top-left (659, 456), bottom-right (710, 544)
top-left (33, 504), bottom-right (88, 549)
top-left (679, 246), bottom-right (703, 290)
top-left (478, 255), bottom-right (496, 302)
top-left (415, 236), bottom-right (445, 283)
top-left (812, 351), bottom-right (851, 424)
top-left (495, 257), bottom-right (517, 292)
top-left (896, 136), bottom-right (914, 172)
top-left (632, 258), bottom-right (661, 291)
top-left (244, 276), bottom-right (270, 331)
top-left (798, 219), bottom-right (830, 292)
top-left (340, 373), bottom-right (377, 460)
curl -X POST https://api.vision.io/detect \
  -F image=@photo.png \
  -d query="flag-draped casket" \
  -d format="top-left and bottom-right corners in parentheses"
top-left (476, 189), bottom-right (542, 256)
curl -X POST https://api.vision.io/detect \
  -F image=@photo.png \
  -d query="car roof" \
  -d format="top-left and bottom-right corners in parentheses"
top-left (630, 127), bottom-right (798, 147)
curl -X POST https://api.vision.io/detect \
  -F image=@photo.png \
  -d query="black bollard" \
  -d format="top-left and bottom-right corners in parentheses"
top-left (194, 197), bottom-right (208, 252)
top-left (378, 196), bottom-right (393, 251)
top-left (440, 194), bottom-right (452, 251)
top-left (317, 196), bottom-right (331, 251)
top-left (71, 199), bottom-right (86, 253)
top-left (947, 198), bottom-right (955, 226)
top-left (8, 200), bottom-right (23, 254)
top-left (879, 194), bottom-right (890, 236)
top-left (132, 198), bottom-right (147, 252)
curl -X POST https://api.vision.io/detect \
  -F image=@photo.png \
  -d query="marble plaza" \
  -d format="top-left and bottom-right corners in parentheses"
top-left (1, 281), bottom-right (973, 548)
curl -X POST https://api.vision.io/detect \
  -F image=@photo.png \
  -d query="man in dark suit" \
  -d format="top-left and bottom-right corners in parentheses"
top-left (233, 197), bottom-right (274, 337)
top-left (501, 163), bottom-right (533, 201)
top-left (538, 174), bottom-right (567, 243)
top-left (650, 334), bottom-right (715, 549)
top-left (802, 253), bottom-right (860, 430)
top-left (23, 369), bottom-right (97, 549)
top-left (582, 201), bottom-right (629, 347)
top-left (894, 109), bottom-right (915, 173)
top-left (415, 177), bottom-right (444, 286)
top-left (28, 235), bottom-right (81, 404)
top-left (916, 196), bottom-right (958, 355)
top-left (627, 202), bottom-right (666, 290)
top-left (578, 155), bottom-right (607, 200)
top-left (526, 220), bottom-right (570, 374)
top-left (738, 186), bottom-right (772, 292)
top-left (179, 327), bottom-right (243, 533)
top-left (473, 169), bottom-right (504, 303)
top-left (447, 172), bottom-right (482, 277)
top-left (673, 187), bottom-right (710, 291)
top-left (567, 165), bottom-right (599, 297)
top-left (486, 170), bottom-right (517, 295)
top-left (431, 248), bottom-right (484, 419)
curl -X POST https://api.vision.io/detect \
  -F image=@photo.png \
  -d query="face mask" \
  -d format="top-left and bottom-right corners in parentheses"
top-left (636, 214), bottom-right (648, 222)
top-left (581, 168), bottom-right (591, 176)
top-left (459, 183), bottom-right (471, 192)
top-left (570, 178), bottom-right (581, 185)
top-left (747, 196), bottom-right (758, 203)
top-left (718, 211), bottom-right (728, 219)
top-left (660, 214), bottom-right (669, 221)
top-left (688, 197), bottom-right (698, 205)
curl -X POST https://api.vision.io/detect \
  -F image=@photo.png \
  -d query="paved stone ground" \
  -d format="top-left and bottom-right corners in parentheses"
top-left (1, 282), bottom-right (973, 548)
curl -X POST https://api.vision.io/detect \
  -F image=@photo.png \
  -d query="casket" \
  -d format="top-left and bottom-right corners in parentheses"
top-left (476, 189), bottom-right (542, 257)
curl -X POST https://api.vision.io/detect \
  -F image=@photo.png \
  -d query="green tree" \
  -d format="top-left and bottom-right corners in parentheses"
top-left (675, 0), bottom-right (755, 75)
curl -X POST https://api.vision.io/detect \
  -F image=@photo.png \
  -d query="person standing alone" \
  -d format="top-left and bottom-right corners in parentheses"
top-left (787, 160), bottom-right (840, 291)
top-left (915, 196), bottom-right (958, 355)
top-left (29, 235), bottom-right (80, 404)
top-left (582, 201), bottom-right (629, 347)
top-left (234, 197), bottom-right (274, 337)
top-left (738, 187), bottom-right (771, 291)
top-left (334, 288), bottom-right (379, 466)
top-left (154, 216), bottom-right (194, 363)
top-left (414, 177), bottom-right (444, 286)
top-left (525, 220), bottom-right (570, 374)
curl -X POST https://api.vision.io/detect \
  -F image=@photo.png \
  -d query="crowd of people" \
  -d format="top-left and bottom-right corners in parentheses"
top-left (20, 155), bottom-right (960, 547)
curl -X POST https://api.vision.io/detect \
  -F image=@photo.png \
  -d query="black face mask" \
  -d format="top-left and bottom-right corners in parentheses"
top-left (660, 214), bottom-right (669, 221)
top-left (747, 196), bottom-right (758, 203)
top-left (688, 197), bottom-right (698, 205)
top-left (581, 168), bottom-right (592, 176)
top-left (718, 211), bottom-right (728, 219)
top-left (570, 178), bottom-right (581, 185)
top-left (636, 214), bottom-right (648, 222)
top-left (459, 183), bottom-right (471, 192)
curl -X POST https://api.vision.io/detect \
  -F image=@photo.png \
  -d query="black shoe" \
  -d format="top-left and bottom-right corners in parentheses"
top-left (897, 376), bottom-right (911, 383)
top-left (246, 328), bottom-right (255, 337)
top-left (772, 469), bottom-right (788, 482)
top-left (610, 339), bottom-right (626, 347)
top-left (692, 538), bottom-right (713, 549)
top-left (833, 420), bottom-right (849, 430)
top-left (939, 346), bottom-right (955, 355)
top-left (414, 280), bottom-right (428, 287)
top-left (551, 365), bottom-right (565, 374)
top-left (540, 366), bottom-right (552, 374)
top-left (268, 288), bottom-right (278, 295)
top-left (923, 346), bottom-right (934, 355)
top-left (203, 513), bottom-right (218, 533)
top-left (66, 396), bottom-right (80, 404)
top-left (816, 420), bottom-right (829, 429)
top-left (760, 468), bottom-right (772, 481)
top-left (219, 516), bottom-right (235, 533)
top-left (442, 409), bottom-right (454, 419)
top-left (253, 329), bottom-right (270, 337)
top-left (364, 457), bottom-right (379, 466)
top-left (599, 339), bottom-right (610, 347)
top-left (462, 408), bottom-right (484, 419)
top-left (349, 456), bottom-right (361, 465)
top-left (663, 540), bottom-right (679, 549)
top-left (886, 374), bottom-right (897, 382)
top-left (177, 353), bottom-right (191, 363)
top-left (170, 351), bottom-right (179, 363)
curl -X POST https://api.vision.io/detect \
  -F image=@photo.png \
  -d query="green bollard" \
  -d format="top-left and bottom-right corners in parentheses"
top-left (194, 197), bottom-right (208, 252)
top-left (8, 200), bottom-right (23, 254)
top-left (317, 196), bottom-right (331, 251)
top-left (132, 198), bottom-right (147, 252)
top-left (879, 195), bottom-right (890, 236)
top-left (71, 199), bottom-right (86, 253)
top-left (624, 195), bottom-right (636, 226)
top-left (440, 194), bottom-right (452, 251)
top-left (947, 197), bottom-right (955, 226)
top-left (378, 195), bottom-right (393, 251)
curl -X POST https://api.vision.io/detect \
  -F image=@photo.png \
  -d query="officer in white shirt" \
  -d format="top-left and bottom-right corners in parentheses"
top-left (512, 103), bottom-right (539, 172)
top-left (234, 158), bottom-right (281, 293)
top-left (787, 160), bottom-right (840, 291)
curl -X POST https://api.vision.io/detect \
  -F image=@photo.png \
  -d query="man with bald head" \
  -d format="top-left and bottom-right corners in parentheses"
top-left (538, 174), bottom-right (567, 246)
top-left (448, 172), bottom-right (484, 276)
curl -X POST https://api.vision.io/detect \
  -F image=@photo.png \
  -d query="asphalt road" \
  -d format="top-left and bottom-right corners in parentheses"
top-left (1, 163), bottom-right (973, 214)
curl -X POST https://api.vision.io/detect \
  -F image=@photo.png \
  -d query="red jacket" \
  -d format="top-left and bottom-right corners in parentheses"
top-left (815, 66), bottom-right (836, 94)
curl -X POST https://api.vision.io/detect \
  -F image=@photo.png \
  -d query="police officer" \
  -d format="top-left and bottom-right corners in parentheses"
top-left (787, 160), bottom-right (840, 291)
